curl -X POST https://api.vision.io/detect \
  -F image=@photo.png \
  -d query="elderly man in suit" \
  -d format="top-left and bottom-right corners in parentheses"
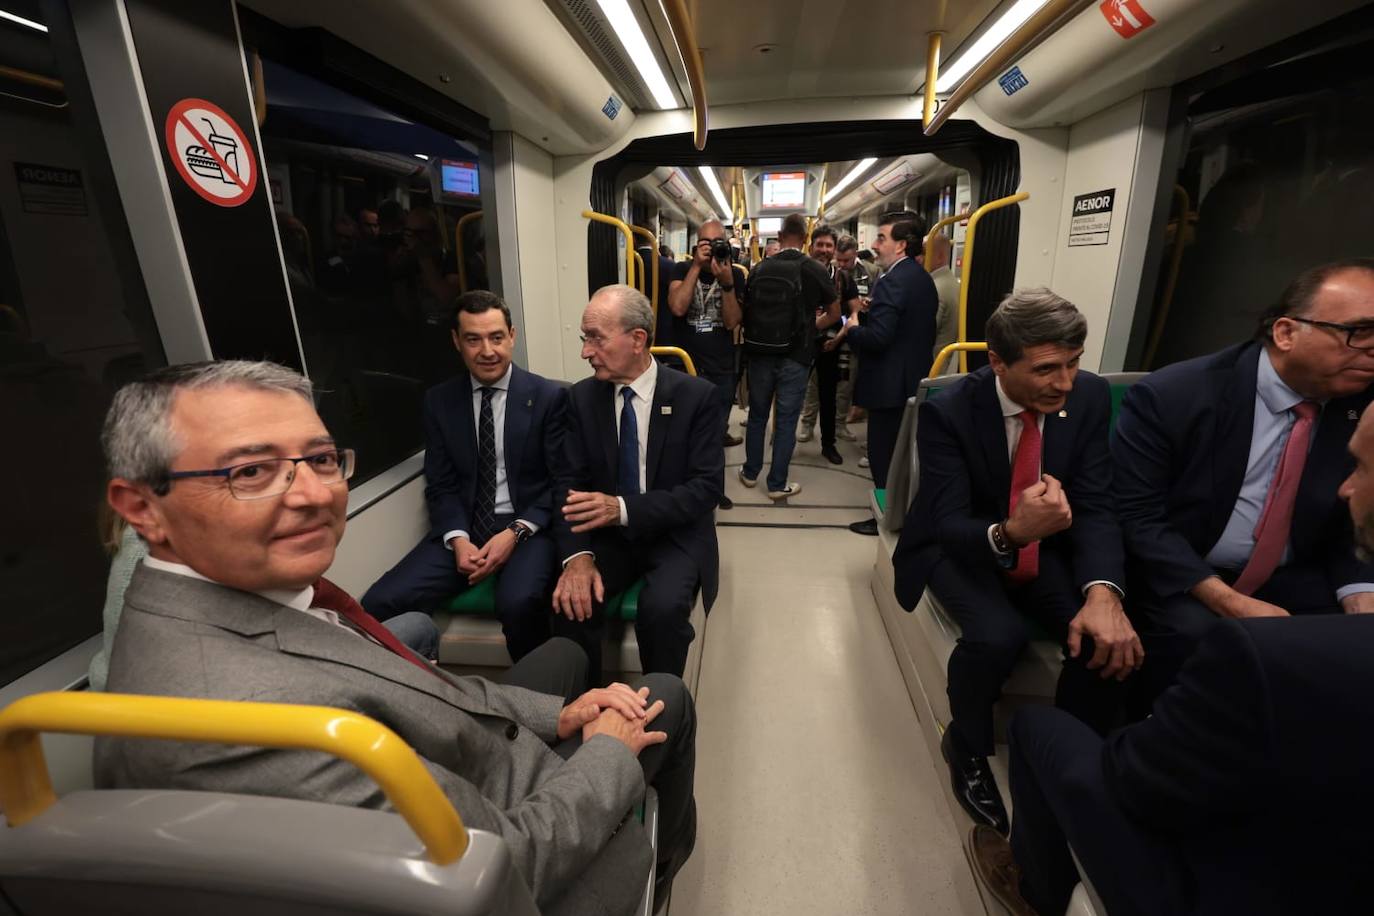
top-left (965, 401), bottom-right (1374, 916)
top-left (552, 284), bottom-right (723, 685)
top-left (362, 290), bottom-right (565, 661)
top-left (893, 289), bottom-right (1142, 837)
top-left (96, 359), bottom-right (696, 916)
top-left (830, 210), bottom-right (939, 535)
top-left (1113, 258), bottom-right (1374, 697)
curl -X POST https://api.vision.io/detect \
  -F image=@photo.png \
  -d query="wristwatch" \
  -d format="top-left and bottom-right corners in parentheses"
top-left (507, 521), bottom-right (533, 544)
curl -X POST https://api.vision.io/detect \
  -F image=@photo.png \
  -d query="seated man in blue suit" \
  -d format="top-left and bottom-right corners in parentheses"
top-left (968, 401), bottom-right (1374, 916)
top-left (552, 284), bottom-right (723, 685)
top-left (893, 289), bottom-right (1142, 836)
top-left (1113, 259), bottom-right (1374, 696)
top-left (362, 291), bottom-right (566, 661)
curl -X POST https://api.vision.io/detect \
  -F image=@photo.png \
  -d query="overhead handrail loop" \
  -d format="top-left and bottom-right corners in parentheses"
top-left (661, 0), bottom-right (708, 151)
top-left (930, 341), bottom-right (989, 378)
top-left (454, 210), bottom-right (484, 294)
top-left (582, 210), bottom-right (636, 289)
top-left (924, 213), bottom-right (964, 265)
top-left (650, 346), bottom-right (697, 376)
top-left (0, 692), bottom-right (469, 864)
top-left (628, 225), bottom-right (660, 311)
top-left (923, 33), bottom-right (942, 130)
top-left (924, 0), bottom-right (1094, 136)
top-left (957, 192), bottom-right (1029, 371)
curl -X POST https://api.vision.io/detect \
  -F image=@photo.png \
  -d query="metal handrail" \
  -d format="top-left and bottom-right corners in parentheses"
top-left (629, 225), bottom-right (660, 311)
top-left (924, 0), bottom-right (1094, 136)
top-left (930, 341), bottom-right (989, 377)
top-left (0, 64), bottom-right (63, 92)
top-left (923, 32), bottom-right (942, 130)
top-left (454, 210), bottom-right (483, 294)
top-left (582, 210), bottom-right (636, 288)
top-left (650, 346), bottom-right (697, 376)
top-left (957, 192), bottom-right (1029, 371)
top-left (632, 250), bottom-right (647, 295)
top-left (0, 692), bottom-right (469, 865)
top-left (662, 0), bottom-right (708, 151)
top-left (924, 213), bottom-right (963, 264)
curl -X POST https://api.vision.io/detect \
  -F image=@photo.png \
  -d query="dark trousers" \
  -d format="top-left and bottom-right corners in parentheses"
top-left (814, 345), bottom-right (840, 448)
top-left (551, 530), bottom-right (699, 685)
top-left (1130, 562), bottom-right (1341, 707)
top-left (361, 524), bottom-right (556, 662)
top-left (930, 550), bottom-right (1124, 757)
top-left (866, 404), bottom-right (904, 489)
top-left (1009, 706), bottom-right (1186, 916)
top-left (700, 369), bottom-right (735, 442)
top-left (501, 638), bottom-right (697, 886)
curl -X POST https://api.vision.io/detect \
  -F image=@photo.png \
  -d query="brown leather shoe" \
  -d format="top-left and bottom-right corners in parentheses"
top-left (966, 825), bottom-right (1041, 916)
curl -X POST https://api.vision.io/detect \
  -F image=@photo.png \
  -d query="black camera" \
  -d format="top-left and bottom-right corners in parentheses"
top-left (710, 238), bottom-right (733, 262)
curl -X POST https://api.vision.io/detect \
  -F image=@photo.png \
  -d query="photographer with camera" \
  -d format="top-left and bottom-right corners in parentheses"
top-left (669, 221), bottom-right (747, 509)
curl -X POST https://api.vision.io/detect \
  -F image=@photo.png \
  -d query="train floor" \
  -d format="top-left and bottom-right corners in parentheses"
top-left (668, 410), bottom-right (985, 915)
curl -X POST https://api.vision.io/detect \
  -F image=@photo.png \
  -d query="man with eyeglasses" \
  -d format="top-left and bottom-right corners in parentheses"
top-left (1113, 258), bottom-right (1374, 699)
top-left (98, 359), bottom-right (699, 915)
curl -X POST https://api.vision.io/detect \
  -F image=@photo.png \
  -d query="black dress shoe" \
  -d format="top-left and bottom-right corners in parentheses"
top-left (718, 494), bottom-right (734, 510)
top-left (848, 518), bottom-right (879, 536)
top-left (821, 444), bottom-right (843, 465)
top-left (941, 727), bottom-right (1010, 836)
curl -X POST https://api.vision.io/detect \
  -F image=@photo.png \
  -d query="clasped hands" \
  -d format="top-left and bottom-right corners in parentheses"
top-left (453, 529), bottom-right (519, 585)
top-left (557, 681), bottom-right (667, 756)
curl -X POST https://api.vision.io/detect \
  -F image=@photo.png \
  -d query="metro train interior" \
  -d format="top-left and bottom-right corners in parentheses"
top-left (4, 0), bottom-right (1374, 914)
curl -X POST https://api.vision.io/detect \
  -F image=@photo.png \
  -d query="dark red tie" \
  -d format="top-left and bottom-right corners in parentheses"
top-left (311, 577), bottom-right (448, 683)
top-left (1006, 410), bottom-right (1041, 585)
top-left (1233, 401), bottom-right (1320, 595)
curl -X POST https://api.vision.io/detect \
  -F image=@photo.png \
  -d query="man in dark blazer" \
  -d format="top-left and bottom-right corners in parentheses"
top-left (362, 291), bottom-right (566, 661)
top-left (552, 284), bottom-right (723, 684)
top-left (830, 210), bottom-right (939, 535)
top-left (1113, 259), bottom-right (1374, 696)
top-left (98, 359), bottom-right (697, 915)
top-left (969, 403), bottom-right (1374, 915)
top-left (893, 289), bottom-right (1142, 836)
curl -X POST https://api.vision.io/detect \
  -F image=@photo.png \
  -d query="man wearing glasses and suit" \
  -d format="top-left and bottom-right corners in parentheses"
top-left (1113, 259), bottom-right (1374, 698)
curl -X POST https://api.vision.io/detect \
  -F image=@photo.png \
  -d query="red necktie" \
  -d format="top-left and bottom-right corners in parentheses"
top-left (311, 577), bottom-right (449, 683)
top-left (1006, 410), bottom-right (1041, 585)
top-left (1233, 401), bottom-right (1320, 596)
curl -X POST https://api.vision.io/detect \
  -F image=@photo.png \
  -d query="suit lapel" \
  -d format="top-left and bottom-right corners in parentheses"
top-left (504, 367), bottom-right (531, 498)
top-left (595, 379), bottom-right (618, 485)
top-left (646, 367), bottom-right (676, 489)
top-left (454, 371), bottom-right (479, 508)
top-left (1209, 345), bottom-right (1261, 540)
top-left (1294, 392), bottom-right (1364, 550)
top-left (1042, 396), bottom-right (1072, 481)
top-left (973, 372), bottom-right (1012, 514)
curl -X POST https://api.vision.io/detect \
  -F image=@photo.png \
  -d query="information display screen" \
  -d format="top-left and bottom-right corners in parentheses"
top-left (441, 159), bottom-right (480, 197)
top-left (755, 217), bottom-right (782, 235)
top-left (761, 171), bottom-right (806, 209)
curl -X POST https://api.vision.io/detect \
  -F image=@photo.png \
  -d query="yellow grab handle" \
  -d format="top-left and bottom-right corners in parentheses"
top-left (650, 346), bottom-right (697, 376)
top-left (958, 193), bottom-right (1029, 371)
top-left (628, 225), bottom-right (660, 312)
top-left (582, 210), bottom-right (636, 289)
top-left (930, 341), bottom-right (989, 378)
top-left (0, 692), bottom-right (468, 865)
top-left (454, 210), bottom-right (484, 294)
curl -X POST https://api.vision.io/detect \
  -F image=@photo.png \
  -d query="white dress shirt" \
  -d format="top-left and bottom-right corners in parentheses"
top-left (613, 357), bottom-right (658, 525)
top-left (443, 365), bottom-right (537, 548)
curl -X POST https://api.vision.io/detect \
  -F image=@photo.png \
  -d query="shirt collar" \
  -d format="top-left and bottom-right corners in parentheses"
top-left (994, 376), bottom-right (1030, 419)
top-left (616, 356), bottom-right (658, 404)
top-left (1256, 348), bottom-right (1308, 415)
top-left (142, 555), bottom-right (315, 611)
top-left (470, 364), bottom-right (513, 393)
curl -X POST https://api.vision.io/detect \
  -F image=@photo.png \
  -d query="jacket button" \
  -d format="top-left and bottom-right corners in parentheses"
top-left (505, 722), bottom-right (519, 741)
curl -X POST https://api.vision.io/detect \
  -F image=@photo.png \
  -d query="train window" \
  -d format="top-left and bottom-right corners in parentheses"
top-left (1132, 16), bottom-right (1374, 370)
top-left (252, 57), bottom-right (492, 485)
top-left (0, 2), bottom-right (165, 684)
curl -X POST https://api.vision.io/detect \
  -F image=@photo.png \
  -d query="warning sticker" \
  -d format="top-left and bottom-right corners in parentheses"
top-left (1068, 189), bottom-right (1115, 247)
top-left (164, 98), bottom-right (258, 207)
top-left (1099, 0), bottom-right (1156, 39)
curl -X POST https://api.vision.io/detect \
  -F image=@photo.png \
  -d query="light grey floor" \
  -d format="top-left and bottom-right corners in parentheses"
top-left (669, 417), bottom-right (982, 915)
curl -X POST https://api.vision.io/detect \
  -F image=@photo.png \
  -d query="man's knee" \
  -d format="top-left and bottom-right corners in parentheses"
top-left (962, 618), bottom-right (1030, 666)
top-left (636, 672), bottom-right (695, 740)
top-left (543, 636), bottom-right (589, 681)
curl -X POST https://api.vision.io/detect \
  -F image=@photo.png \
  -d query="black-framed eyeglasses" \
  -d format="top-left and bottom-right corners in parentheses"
top-left (579, 329), bottom-right (636, 349)
top-left (1285, 316), bottom-right (1374, 350)
top-left (158, 448), bottom-right (355, 500)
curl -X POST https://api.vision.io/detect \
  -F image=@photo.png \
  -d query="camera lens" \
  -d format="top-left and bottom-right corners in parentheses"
top-left (710, 239), bottom-right (732, 261)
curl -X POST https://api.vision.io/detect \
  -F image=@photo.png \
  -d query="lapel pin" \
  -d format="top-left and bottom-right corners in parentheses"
top-left (1350, 409), bottom-right (1359, 421)
top-left (1058, 409), bottom-right (1068, 418)
top-left (661, 405), bottom-right (672, 415)
top-left (526, 398), bottom-right (533, 407)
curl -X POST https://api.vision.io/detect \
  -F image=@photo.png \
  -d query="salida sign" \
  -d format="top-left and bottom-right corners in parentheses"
top-left (1099, 0), bottom-right (1156, 38)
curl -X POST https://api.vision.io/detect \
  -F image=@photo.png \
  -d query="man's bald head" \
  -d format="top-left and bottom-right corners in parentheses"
top-left (927, 233), bottom-right (952, 270)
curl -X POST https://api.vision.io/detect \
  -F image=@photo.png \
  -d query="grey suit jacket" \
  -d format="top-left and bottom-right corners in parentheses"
top-left (96, 564), bottom-right (652, 916)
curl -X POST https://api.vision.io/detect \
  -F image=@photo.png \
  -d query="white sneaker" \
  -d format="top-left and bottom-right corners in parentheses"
top-left (738, 468), bottom-right (758, 488)
top-left (767, 482), bottom-right (803, 500)
top-left (858, 456), bottom-right (870, 468)
top-left (796, 427), bottom-right (814, 442)
top-left (837, 426), bottom-right (857, 441)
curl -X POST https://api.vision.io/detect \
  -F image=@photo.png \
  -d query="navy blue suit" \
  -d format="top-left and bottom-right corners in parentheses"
top-left (1111, 341), bottom-right (1374, 689)
top-left (553, 364), bottom-right (723, 680)
top-left (845, 256), bottom-right (938, 487)
top-left (894, 368), bottom-right (1126, 753)
top-left (1009, 616), bottom-right (1374, 916)
top-left (362, 365), bottom-right (567, 660)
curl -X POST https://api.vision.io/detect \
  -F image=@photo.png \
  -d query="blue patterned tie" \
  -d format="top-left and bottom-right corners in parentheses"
top-left (473, 387), bottom-right (498, 544)
top-left (618, 387), bottom-right (640, 496)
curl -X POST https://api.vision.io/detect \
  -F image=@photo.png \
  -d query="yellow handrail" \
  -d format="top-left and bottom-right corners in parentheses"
top-left (733, 262), bottom-right (749, 278)
top-left (923, 32), bottom-right (942, 130)
top-left (662, 0), bottom-right (708, 151)
top-left (629, 225), bottom-right (660, 312)
top-left (0, 692), bottom-right (469, 865)
top-left (582, 210), bottom-right (636, 288)
top-left (930, 341), bottom-right (989, 378)
top-left (650, 346), bottom-right (697, 376)
top-left (924, 213), bottom-right (963, 264)
top-left (957, 192), bottom-right (1029, 371)
top-left (632, 250), bottom-right (647, 295)
top-left (454, 210), bottom-right (483, 294)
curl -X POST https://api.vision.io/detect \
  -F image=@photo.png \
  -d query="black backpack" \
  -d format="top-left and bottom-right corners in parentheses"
top-left (743, 255), bottom-right (806, 355)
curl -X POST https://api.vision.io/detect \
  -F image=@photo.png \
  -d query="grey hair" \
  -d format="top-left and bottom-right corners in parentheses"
top-left (593, 283), bottom-right (655, 346)
top-left (984, 288), bottom-right (1087, 365)
top-left (102, 360), bottom-right (314, 487)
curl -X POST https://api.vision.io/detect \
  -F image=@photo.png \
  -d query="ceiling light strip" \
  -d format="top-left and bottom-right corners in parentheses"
top-left (595, 0), bottom-right (677, 109)
top-left (0, 9), bottom-right (47, 32)
top-left (935, 0), bottom-right (1048, 93)
top-left (823, 158), bottom-right (878, 205)
top-left (697, 167), bottom-right (731, 222)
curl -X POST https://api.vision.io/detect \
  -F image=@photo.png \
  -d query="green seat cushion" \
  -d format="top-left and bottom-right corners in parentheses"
top-left (443, 576), bottom-right (498, 616)
top-left (1109, 383), bottom-right (1131, 432)
top-left (608, 579), bottom-right (645, 622)
top-left (874, 488), bottom-right (887, 514)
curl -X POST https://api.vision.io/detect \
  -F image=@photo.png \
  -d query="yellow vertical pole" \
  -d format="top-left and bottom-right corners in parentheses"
top-left (957, 192), bottom-right (1028, 371)
top-left (923, 33), bottom-right (942, 130)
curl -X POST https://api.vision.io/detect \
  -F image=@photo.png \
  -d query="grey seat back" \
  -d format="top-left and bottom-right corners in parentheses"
top-left (880, 377), bottom-right (945, 532)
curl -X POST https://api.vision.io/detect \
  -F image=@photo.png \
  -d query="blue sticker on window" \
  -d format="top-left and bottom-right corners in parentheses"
top-left (998, 67), bottom-right (1029, 96)
top-left (602, 96), bottom-right (622, 120)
